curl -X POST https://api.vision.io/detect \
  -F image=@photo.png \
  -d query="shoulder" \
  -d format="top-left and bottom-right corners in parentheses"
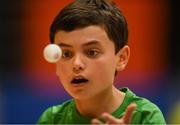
top-left (36, 99), bottom-right (74, 124)
top-left (120, 87), bottom-right (166, 124)
top-left (133, 97), bottom-right (166, 124)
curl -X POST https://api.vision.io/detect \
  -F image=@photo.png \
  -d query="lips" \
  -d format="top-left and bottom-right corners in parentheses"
top-left (71, 76), bottom-right (89, 84)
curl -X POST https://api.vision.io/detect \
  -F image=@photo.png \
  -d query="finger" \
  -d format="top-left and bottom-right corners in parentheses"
top-left (91, 118), bottom-right (104, 125)
top-left (123, 103), bottom-right (137, 123)
top-left (101, 112), bottom-right (120, 124)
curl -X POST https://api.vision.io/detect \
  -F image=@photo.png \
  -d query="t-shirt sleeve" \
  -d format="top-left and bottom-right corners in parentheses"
top-left (141, 106), bottom-right (166, 124)
top-left (36, 107), bottom-right (53, 124)
top-left (132, 101), bottom-right (166, 124)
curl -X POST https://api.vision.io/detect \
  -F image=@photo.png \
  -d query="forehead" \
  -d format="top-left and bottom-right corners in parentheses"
top-left (54, 25), bottom-right (114, 47)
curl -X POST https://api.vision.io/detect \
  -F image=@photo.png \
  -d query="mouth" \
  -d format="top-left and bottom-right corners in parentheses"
top-left (71, 76), bottom-right (89, 84)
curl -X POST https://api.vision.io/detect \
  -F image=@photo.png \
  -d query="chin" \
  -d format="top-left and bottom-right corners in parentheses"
top-left (70, 92), bottom-right (93, 100)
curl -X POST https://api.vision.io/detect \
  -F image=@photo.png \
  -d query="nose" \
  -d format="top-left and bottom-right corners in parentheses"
top-left (72, 54), bottom-right (85, 73)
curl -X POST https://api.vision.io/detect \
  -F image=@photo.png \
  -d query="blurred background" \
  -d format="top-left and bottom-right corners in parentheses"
top-left (0, 0), bottom-right (180, 123)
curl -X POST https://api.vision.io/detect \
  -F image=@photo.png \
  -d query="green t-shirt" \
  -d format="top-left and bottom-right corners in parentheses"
top-left (37, 87), bottom-right (166, 124)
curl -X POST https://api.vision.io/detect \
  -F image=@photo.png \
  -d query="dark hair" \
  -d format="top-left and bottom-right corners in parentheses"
top-left (50, 0), bottom-right (128, 53)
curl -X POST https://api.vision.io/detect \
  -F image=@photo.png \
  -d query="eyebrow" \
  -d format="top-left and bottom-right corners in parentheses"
top-left (58, 40), bottom-right (101, 48)
top-left (58, 42), bottom-right (72, 47)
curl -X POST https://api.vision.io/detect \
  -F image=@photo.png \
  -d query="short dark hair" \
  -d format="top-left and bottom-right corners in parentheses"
top-left (50, 0), bottom-right (128, 53)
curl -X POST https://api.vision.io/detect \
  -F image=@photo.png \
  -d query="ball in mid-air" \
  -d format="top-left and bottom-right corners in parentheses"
top-left (43, 44), bottom-right (62, 63)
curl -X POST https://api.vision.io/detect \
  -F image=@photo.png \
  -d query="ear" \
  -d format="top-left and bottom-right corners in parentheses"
top-left (116, 45), bottom-right (130, 71)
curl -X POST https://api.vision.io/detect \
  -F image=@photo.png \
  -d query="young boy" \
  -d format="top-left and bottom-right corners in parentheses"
top-left (37, 0), bottom-right (166, 124)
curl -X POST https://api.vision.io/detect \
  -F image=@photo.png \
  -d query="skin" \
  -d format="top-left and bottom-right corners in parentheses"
top-left (54, 25), bottom-right (134, 124)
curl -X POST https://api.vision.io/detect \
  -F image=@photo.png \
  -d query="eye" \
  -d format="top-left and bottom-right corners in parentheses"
top-left (86, 49), bottom-right (100, 58)
top-left (62, 50), bottom-right (73, 59)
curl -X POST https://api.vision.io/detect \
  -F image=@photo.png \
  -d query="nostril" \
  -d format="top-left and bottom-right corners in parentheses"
top-left (73, 66), bottom-right (83, 70)
top-left (73, 67), bottom-right (84, 74)
top-left (72, 55), bottom-right (85, 71)
top-left (73, 63), bottom-right (84, 72)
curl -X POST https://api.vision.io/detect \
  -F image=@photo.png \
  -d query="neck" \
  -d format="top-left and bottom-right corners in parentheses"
top-left (74, 86), bottom-right (125, 118)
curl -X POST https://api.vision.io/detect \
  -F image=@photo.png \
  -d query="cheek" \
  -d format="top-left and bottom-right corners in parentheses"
top-left (56, 63), bottom-right (61, 76)
top-left (56, 62), bottom-right (70, 79)
top-left (91, 57), bottom-right (116, 78)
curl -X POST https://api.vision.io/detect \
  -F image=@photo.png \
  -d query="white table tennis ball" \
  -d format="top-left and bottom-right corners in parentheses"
top-left (43, 44), bottom-right (62, 63)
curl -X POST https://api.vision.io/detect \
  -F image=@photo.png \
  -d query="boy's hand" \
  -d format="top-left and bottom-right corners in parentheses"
top-left (91, 103), bottom-right (137, 125)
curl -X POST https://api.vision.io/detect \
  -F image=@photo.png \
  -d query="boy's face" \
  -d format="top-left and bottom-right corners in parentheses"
top-left (54, 25), bottom-right (128, 100)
